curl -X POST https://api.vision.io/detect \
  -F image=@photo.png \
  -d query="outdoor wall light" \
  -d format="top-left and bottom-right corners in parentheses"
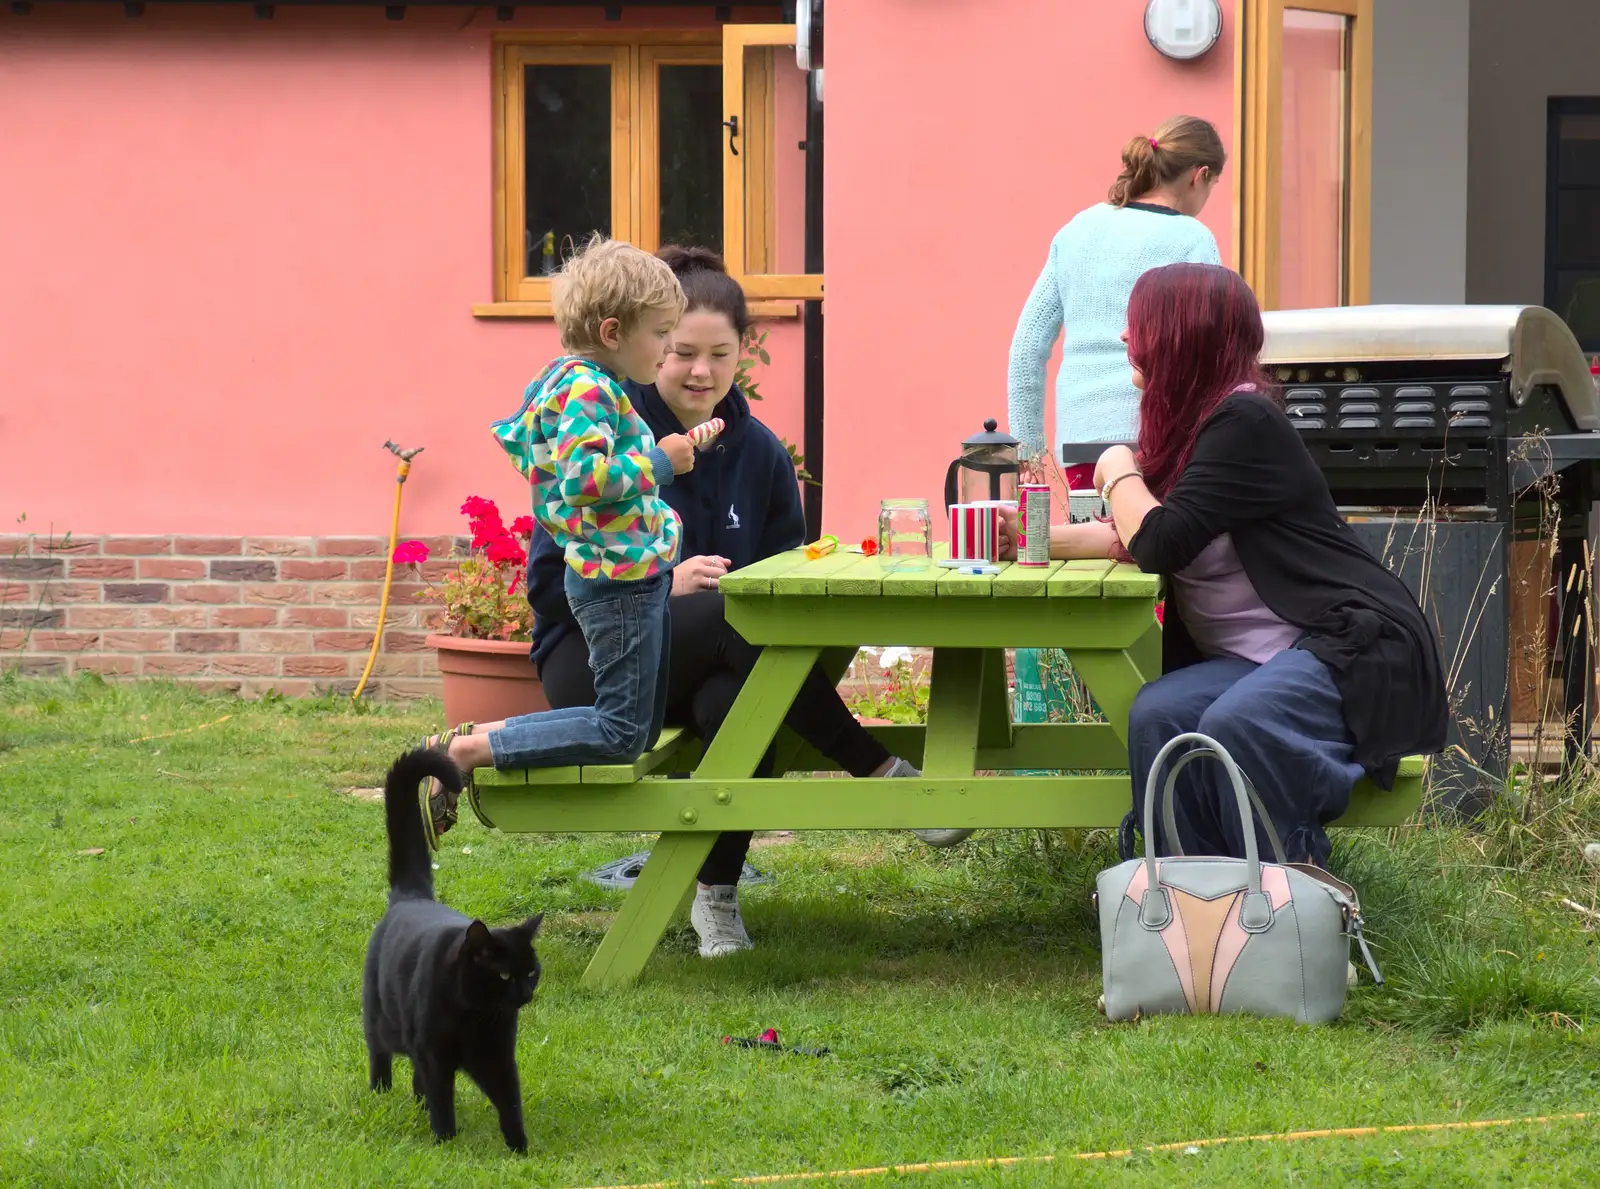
top-left (1144, 0), bottom-right (1222, 61)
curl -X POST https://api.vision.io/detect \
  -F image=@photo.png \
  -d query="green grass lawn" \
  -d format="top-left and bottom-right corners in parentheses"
top-left (2, 674), bottom-right (1598, 1188)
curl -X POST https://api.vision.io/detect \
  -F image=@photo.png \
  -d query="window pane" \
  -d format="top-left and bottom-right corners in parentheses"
top-left (740, 48), bottom-right (809, 276)
top-left (1556, 190), bottom-right (1600, 267)
top-left (657, 64), bottom-right (723, 254)
top-left (523, 64), bottom-right (611, 278)
top-left (1558, 113), bottom-right (1600, 186)
top-left (1277, 9), bottom-right (1349, 310)
top-left (1555, 269), bottom-right (1600, 351)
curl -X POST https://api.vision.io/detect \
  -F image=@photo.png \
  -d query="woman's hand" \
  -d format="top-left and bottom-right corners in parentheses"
top-left (996, 504), bottom-right (1129, 562)
top-left (1093, 444), bottom-right (1139, 493)
top-left (671, 555), bottom-right (731, 595)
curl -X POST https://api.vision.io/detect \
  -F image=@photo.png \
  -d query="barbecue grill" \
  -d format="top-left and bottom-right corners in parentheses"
top-left (1061, 305), bottom-right (1600, 804)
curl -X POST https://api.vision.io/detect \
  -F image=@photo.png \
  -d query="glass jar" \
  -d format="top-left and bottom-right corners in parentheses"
top-left (878, 498), bottom-right (932, 569)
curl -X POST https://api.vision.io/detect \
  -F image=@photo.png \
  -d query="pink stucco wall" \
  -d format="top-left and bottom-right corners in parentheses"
top-left (2, 1), bottom-right (1236, 548)
top-left (0, 5), bottom-right (802, 541)
top-left (823, 0), bottom-right (1237, 542)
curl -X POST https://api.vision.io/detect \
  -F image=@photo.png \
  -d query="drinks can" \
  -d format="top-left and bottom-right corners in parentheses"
top-left (1019, 484), bottom-right (1051, 566)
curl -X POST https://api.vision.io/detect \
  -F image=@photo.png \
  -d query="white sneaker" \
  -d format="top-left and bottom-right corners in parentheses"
top-left (690, 885), bottom-right (753, 958)
top-left (890, 757), bottom-right (976, 848)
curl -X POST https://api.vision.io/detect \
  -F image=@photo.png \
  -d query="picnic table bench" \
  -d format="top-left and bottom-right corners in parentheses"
top-left (474, 550), bottom-right (1426, 988)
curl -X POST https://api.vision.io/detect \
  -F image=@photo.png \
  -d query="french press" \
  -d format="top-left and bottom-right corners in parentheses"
top-left (943, 419), bottom-right (1021, 512)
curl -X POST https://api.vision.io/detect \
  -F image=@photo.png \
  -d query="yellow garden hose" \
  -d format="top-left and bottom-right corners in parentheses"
top-left (353, 440), bottom-right (423, 700)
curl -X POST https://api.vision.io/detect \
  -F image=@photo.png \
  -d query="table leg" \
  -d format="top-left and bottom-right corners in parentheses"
top-left (1066, 622), bottom-right (1163, 745)
top-left (977, 648), bottom-right (1013, 751)
top-left (580, 645), bottom-right (820, 989)
top-left (923, 649), bottom-right (984, 777)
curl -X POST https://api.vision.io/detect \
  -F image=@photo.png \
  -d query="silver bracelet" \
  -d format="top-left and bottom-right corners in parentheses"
top-left (1101, 471), bottom-right (1143, 502)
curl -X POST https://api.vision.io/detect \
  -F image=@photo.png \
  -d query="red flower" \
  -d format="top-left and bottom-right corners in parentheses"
top-left (461, 496), bottom-right (498, 520)
top-left (1154, 600), bottom-right (1165, 626)
top-left (485, 533), bottom-right (527, 568)
top-left (470, 519), bottom-right (504, 550)
top-left (510, 515), bottom-right (536, 538)
top-left (392, 540), bottom-right (430, 565)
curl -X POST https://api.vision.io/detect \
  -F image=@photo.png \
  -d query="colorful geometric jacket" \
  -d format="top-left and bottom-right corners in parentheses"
top-left (491, 355), bottom-right (681, 581)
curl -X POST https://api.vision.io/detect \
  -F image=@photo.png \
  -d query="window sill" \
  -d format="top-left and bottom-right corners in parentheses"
top-left (472, 300), bottom-right (804, 320)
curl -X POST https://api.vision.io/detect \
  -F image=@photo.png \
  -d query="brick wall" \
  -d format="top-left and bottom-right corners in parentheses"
top-left (2, 531), bottom-right (965, 705)
top-left (0, 533), bottom-right (468, 699)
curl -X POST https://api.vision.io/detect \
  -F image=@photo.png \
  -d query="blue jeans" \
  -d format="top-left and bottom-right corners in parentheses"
top-left (1123, 648), bottom-right (1364, 867)
top-left (488, 569), bottom-right (671, 769)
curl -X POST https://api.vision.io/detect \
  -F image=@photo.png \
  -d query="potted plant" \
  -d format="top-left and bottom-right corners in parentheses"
top-left (396, 496), bottom-right (550, 727)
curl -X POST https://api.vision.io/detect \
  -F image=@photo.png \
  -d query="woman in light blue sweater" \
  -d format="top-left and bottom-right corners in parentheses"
top-left (1008, 116), bottom-right (1227, 481)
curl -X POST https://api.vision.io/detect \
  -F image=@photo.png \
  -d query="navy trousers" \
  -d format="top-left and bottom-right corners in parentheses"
top-left (1122, 648), bottom-right (1365, 867)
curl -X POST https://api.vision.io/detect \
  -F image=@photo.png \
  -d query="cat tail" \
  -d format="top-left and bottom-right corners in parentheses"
top-left (383, 747), bottom-right (461, 903)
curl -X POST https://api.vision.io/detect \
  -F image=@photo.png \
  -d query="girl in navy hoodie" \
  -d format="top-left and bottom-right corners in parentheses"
top-left (525, 247), bottom-right (920, 959)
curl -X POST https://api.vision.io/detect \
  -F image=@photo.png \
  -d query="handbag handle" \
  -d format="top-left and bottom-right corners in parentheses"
top-left (1155, 749), bottom-right (1288, 866)
top-left (1138, 732), bottom-right (1275, 933)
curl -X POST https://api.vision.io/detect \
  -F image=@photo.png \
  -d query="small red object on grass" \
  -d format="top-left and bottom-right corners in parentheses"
top-left (721, 1028), bottom-right (830, 1057)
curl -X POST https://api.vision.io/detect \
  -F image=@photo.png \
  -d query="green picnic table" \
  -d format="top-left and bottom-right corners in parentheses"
top-left (474, 550), bottom-right (1425, 989)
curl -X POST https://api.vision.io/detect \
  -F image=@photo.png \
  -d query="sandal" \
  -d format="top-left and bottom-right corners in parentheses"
top-left (465, 770), bottom-right (494, 831)
top-left (419, 722), bottom-right (475, 852)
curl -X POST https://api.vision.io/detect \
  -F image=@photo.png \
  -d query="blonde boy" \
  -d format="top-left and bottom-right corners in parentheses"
top-left (421, 238), bottom-right (695, 841)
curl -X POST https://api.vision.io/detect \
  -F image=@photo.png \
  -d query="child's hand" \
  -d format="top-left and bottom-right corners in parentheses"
top-left (658, 433), bottom-right (696, 475)
top-left (672, 555), bottom-right (731, 595)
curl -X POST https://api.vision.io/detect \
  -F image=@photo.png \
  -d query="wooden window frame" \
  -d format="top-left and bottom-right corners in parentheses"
top-left (496, 42), bottom-right (633, 309)
top-left (722, 23), bottom-right (823, 301)
top-left (637, 43), bottom-right (722, 255)
top-left (1234, 0), bottom-right (1373, 310)
top-left (477, 28), bottom-right (804, 319)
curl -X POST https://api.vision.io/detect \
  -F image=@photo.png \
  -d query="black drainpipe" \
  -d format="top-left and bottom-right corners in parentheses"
top-left (801, 69), bottom-right (824, 538)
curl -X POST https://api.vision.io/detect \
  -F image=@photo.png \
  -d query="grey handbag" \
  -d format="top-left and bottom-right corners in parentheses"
top-left (1095, 732), bottom-right (1382, 1024)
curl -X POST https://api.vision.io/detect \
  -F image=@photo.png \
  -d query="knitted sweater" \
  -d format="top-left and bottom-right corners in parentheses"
top-left (1006, 202), bottom-right (1221, 459)
top-left (490, 356), bottom-right (681, 581)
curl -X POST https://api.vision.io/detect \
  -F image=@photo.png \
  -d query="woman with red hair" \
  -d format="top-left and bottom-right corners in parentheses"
top-left (1005, 263), bottom-right (1446, 866)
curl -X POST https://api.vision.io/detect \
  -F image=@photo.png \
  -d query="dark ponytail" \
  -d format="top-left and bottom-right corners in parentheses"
top-left (656, 245), bottom-right (751, 337)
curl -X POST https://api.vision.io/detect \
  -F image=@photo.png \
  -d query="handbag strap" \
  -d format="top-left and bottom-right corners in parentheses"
top-left (1157, 750), bottom-right (1288, 866)
top-left (1138, 732), bottom-right (1275, 931)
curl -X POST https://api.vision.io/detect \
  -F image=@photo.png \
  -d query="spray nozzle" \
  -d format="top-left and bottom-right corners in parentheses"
top-left (382, 440), bottom-right (425, 462)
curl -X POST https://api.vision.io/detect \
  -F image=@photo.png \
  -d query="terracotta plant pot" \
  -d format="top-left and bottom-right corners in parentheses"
top-left (427, 634), bottom-right (549, 728)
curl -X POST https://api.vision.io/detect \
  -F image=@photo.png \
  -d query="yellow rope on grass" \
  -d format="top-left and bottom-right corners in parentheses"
top-left (128, 715), bottom-right (233, 744)
top-left (566, 1111), bottom-right (1592, 1189)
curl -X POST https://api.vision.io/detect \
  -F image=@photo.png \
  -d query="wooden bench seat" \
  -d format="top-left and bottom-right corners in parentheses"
top-left (475, 730), bottom-right (1428, 831)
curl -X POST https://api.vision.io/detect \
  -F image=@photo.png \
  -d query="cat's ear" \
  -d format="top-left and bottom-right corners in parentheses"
top-left (520, 913), bottom-right (544, 938)
top-left (463, 919), bottom-right (493, 953)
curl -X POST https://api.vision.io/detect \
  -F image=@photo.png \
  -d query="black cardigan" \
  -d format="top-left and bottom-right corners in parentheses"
top-left (1126, 392), bottom-right (1449, 787)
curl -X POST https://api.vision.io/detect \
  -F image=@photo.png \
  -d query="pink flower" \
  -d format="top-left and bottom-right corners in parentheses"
top-left (461, 496), bottom-right (498, 520)
top-left (510, 515), bottom-right (536, 538)
top-left (392, 540), bottom-right (430, 565)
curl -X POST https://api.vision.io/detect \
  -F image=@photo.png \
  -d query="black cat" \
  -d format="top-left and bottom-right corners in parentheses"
top-left (364, 747), bottom-right (543, 1152)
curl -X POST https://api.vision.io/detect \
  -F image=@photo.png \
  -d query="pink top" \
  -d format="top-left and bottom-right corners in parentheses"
top-left (1170, 534), bottom-right (1301, 664)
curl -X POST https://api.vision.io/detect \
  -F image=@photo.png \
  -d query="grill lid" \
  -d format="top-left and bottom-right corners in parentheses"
top-left (1261, 305), bottom-right (1599, 430)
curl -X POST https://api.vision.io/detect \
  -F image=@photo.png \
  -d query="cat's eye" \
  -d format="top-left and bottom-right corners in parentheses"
top-left (499, 972), bottom-right (511, 980)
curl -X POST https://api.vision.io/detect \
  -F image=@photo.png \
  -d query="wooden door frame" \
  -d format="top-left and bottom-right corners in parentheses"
top-left (1234, 0), bottom-right (1373, 309)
